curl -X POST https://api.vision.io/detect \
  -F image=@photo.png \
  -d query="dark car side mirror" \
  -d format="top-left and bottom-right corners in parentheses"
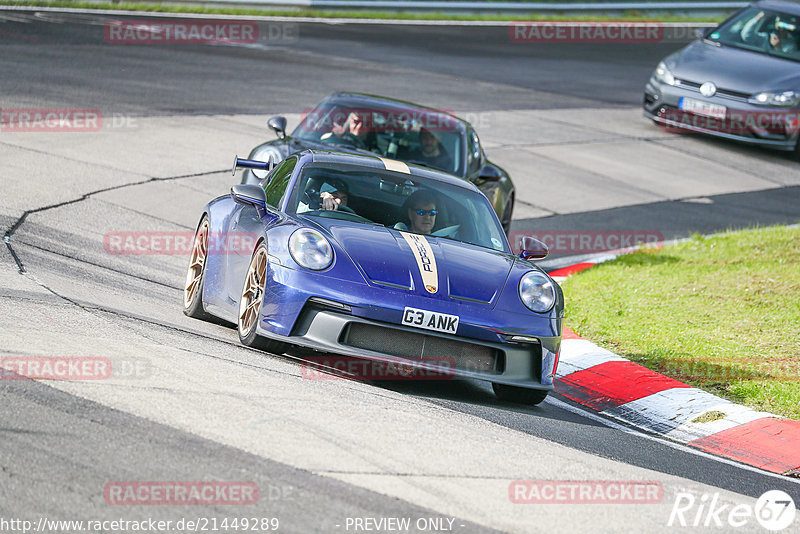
top-left (478, 163), bottom-right (502, 182)
top-left (231, 184), bottom-right (267, 210)
top-left (519, 236), bottom-right (549, 260)
top-left (268, 116), bottom-right (287, 139)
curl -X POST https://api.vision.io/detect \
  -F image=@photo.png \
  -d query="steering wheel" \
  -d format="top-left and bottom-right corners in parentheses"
top-left (335, 204), bottom-right (357, 214)
top-left (301, 189), bottom-right (322, 210)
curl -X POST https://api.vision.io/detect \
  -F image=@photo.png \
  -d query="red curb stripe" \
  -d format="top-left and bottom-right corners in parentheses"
top-left (688, 418), bottom-right (800, 474)
top-left (548, 262), bottom-right (595, 278)
top-left (554, 361), bottom-right (691, 411)
top-left (562, 326), bottom-right (582, 340)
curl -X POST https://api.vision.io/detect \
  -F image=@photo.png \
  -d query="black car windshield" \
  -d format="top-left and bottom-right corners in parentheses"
top-left (288, 163), bottom-right (509, 253)
top-left (708, 6), bottom-right (800, 61)
top-left (291, 102), bottom-right (465, 176)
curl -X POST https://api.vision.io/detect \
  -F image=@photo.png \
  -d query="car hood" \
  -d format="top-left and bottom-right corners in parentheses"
top-left (669, 40), bottom-right (800, 93)
top-left (317, 219), bottom-right (514, 305)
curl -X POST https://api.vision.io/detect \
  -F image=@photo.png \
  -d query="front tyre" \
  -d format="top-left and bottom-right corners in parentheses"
top-left (492, 383), bottom-right (548, 405)
top-left (183, 216), bottom-right (214, 321)
top-left (238, 243), bottom-right (289, 354)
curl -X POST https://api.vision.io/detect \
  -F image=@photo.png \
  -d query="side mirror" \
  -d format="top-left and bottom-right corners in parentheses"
top-left (268, 116), bottom-right (287, 139)
top-left (519, 236), bottom-right (548, 260)
top-left (478, 163), bottom-right (502, 182)
top-left (230, 184), bottom-right (267, 209)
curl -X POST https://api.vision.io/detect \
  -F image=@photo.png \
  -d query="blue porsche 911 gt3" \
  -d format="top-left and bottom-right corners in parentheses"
top-left (183, 149), bottom-right (563, 404)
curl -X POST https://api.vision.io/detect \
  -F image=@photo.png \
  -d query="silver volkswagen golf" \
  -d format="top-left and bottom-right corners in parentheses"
top-left (644, 0), bottom-right (800, 156)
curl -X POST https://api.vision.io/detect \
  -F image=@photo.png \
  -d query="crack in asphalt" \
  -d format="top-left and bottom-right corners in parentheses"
top-left (13, 240), bottom-right (180, 291)
top-left (3, 168), bottom-right (226, 274)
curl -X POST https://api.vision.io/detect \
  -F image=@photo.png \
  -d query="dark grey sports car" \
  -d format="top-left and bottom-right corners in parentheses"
top-left (644, 0), bottom-right (800, 155)
top-left (241, 93), bottom-right (516, 233)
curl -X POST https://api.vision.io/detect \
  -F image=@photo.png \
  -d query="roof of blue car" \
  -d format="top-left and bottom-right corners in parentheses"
top-left (303, 149), bottom-right (476, 190)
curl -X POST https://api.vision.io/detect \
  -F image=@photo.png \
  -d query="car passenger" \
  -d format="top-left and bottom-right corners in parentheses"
top-left (407, 128), bottom-right (453, 172)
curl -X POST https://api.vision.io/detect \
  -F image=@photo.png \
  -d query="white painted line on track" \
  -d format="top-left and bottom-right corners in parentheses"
top-left (545, 396), bottom-right (800, 486)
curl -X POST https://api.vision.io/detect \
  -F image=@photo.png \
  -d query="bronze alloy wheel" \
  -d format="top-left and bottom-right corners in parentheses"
top-left (237, 244), bottom-right (289, 353)
top-left (183, 218), bottom-right (212, 319)
top-left (238, 246), bottom-right (268, 338)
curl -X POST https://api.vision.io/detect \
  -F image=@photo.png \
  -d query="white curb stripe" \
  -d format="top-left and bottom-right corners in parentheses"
top-left (556, 339), bottom-right (627, 378)
top-left (603, 387), bottom-right (770, 436)
top-left (663, 402), bottom-right (776, 443)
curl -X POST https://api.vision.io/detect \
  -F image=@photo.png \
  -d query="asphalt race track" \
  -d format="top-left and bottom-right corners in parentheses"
top-left (1, 10), bottom-right (800, 533)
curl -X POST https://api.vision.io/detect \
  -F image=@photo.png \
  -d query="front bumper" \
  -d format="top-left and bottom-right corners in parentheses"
top-left (643, 78), bottom-right (800, 151)
top-left (255, 262), bottom-right (561, 390)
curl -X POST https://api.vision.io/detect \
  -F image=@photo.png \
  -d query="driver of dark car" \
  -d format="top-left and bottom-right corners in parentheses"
top-left (322, 111), bottom-right (376, 150)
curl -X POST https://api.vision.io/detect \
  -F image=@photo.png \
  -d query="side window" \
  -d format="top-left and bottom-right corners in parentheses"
top-left (264, 157), bottom-right (297, 208)
top-left (466, 130), bottom-right (482, 175)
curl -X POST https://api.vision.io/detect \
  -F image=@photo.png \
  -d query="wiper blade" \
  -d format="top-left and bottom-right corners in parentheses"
top-left (405, 160), bottom-right (436, 169)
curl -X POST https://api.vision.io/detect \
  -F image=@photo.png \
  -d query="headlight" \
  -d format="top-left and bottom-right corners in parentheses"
top-left (288, 229), bottom-right (333, 271)
top-left (249, 145), bottom-right (283, 179)
top-left (653, 61), bottom-right (676, 86)
top-left (518, 271), bottom-right (556, 313)
top-left (748, 90), bottom-right (800, 107)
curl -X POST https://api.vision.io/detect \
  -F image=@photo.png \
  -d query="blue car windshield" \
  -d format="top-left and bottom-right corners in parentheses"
top-left (708, 7), bottom-right (800, 61)
top-left (288, 163), bottom-right (509, 253)
top-left (291, 102), bottom-right (465, 176)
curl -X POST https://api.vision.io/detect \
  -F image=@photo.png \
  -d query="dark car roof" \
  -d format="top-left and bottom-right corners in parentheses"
top-left (303, 149), bottom-right (476, 190)
top-left (323, 92), bottom-right (470, 131)
top-left (755, 0), bottom-right (800, 16)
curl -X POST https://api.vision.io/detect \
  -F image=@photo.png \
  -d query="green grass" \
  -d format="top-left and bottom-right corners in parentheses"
top-left (561, 225), bottom-right (800, 420)
top-left (0, 0), bottom-right (726, 22)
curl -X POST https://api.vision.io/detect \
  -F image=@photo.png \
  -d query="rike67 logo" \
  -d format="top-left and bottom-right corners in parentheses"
top-left (668, 490), bottom-right (796, 531)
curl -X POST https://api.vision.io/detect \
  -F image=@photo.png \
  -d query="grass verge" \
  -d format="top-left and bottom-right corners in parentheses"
top-left (561, 225), bottom-right (800, 420)
top-left (0, 0), bottom-right (725, 22)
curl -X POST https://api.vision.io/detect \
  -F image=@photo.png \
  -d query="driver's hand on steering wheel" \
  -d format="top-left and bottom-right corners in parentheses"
top-left (321, 191), bottom-right (344, 211)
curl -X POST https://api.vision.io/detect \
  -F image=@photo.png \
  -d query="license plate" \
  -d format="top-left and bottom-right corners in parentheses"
top-left (402, 307), bottom-right (459, 335)
top-left (679, 97), bottom-right (727, 119)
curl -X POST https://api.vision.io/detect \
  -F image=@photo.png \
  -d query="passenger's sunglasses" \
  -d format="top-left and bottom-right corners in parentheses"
top-left (414, 209), bottom-right (438, 216)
